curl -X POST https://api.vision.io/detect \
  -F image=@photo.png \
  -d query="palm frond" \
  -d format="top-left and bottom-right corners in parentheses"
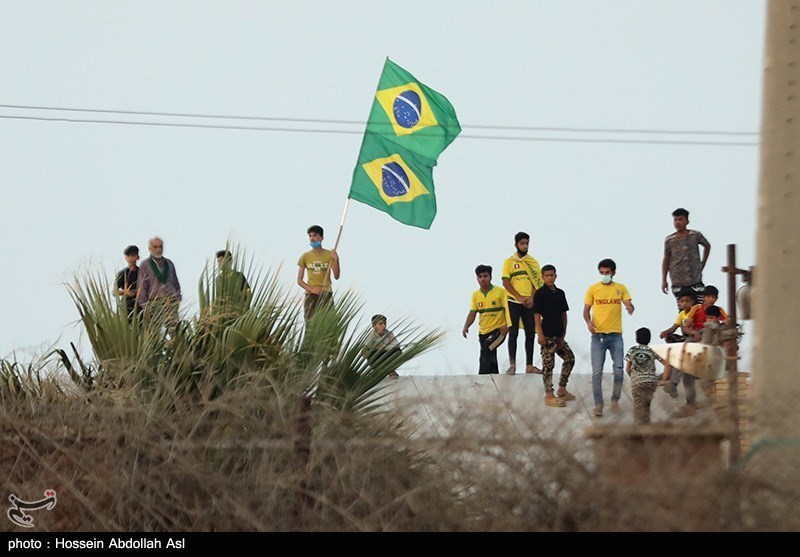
top-left (312, 304), bottom-right (443, 415)
top-left (57, 246), bottom-right (441, 423)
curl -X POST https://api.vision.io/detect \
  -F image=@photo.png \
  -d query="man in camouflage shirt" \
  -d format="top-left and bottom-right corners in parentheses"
top-left (661, 208), bottom-right (711, 307)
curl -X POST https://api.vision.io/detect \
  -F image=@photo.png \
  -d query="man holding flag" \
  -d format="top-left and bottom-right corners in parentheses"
top-left (297, 224), bottom-right (340, 321)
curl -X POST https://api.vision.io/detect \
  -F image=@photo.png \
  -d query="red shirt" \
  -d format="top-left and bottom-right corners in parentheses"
top-left (690, 305), bottom-right (728, 330)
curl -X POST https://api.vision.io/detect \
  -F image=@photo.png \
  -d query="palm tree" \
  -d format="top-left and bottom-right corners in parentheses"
top-left (61, 241), bottom-right (441, 409)
top-left (57, 244), bottom-right (442, 519)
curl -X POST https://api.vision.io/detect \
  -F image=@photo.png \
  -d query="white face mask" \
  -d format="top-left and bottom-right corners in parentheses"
top-left (600, 274), bottom-right (613, 285)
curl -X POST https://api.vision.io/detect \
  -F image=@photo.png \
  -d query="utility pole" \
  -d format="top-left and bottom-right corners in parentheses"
top-left (721, 244), bottom-right (746, 464)
top-left (752, 1), bottom-right (800, 444)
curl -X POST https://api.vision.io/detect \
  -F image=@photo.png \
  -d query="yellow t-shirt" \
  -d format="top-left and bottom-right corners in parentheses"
top-left (584, 281), bottom-right (632, 334)
top-left (501, 254), bottom-right (543, 302)
top-left (675, 304), bottom-right (702, 326)
top-left (470, 285), bottom-right (512, 334)
top-left (297, 249), bottom-right (333, 290)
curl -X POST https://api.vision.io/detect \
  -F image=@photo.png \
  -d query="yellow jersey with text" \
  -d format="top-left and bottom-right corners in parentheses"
top-left (298, 249), bottom-right (333, 290)
top-left (584, 281), bottom-right (632, 334)
top-left (470, 285), bottom-right (512, 334)
top-left (501, 254), bottom-right (543, 302)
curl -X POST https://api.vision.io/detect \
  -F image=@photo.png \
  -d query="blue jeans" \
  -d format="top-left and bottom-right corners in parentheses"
top-left (590, 333), bottom-right (624, 406)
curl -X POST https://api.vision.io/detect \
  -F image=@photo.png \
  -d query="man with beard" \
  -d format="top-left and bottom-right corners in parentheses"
top-left (137, 236), bottom-right (182, 332)
top-left (501, 231), bottom-right (544, 375)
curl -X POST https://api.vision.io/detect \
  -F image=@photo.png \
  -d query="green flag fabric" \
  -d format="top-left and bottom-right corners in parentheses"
top-left (349, 58), bottom-right (461, 229)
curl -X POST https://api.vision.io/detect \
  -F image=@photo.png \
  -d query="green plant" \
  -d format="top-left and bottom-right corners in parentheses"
top-left (58, 242), bottom-right (442, 414)
top-left (0, 355), bottom-right (65, 403)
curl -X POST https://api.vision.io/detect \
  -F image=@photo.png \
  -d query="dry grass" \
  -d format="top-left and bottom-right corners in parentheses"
top-left (3, 258), bottom-right (797, 532)
top-left (3, 373), bottom-right (799, 532)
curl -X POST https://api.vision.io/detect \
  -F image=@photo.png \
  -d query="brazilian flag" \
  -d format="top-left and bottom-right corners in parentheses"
top-left (349, 58), bottom-right (461, 229)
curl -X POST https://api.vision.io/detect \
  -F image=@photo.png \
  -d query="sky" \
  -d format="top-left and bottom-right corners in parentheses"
top-left (1, 1), bottom-right (765, 376)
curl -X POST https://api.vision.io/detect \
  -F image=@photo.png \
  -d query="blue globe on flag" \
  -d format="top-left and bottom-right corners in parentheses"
top-left (392, 90), bottom-right (422, 128)
top-left (381, 162), bottom-right (410, 197)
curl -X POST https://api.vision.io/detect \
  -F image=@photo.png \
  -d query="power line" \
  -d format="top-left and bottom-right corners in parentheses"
top-left (0, 103), bottom-right (759, 137)
top-left (0, 114), bottom-right (366, 135)
top-left (0, 113), bottom-right (759, 147)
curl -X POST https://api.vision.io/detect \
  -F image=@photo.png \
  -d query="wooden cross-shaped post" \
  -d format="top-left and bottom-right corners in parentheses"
top-left (720, 244), bottom-right (752, 464)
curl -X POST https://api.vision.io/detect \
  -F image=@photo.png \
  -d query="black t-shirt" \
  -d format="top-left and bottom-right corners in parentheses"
top-left (532, 285), bottom-right (569, 338)
top-left (116, 267), bottom-right (139, 313)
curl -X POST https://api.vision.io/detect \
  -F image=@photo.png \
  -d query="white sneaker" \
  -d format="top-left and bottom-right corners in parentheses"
top-left (505, 362), bottom-right (516, 375)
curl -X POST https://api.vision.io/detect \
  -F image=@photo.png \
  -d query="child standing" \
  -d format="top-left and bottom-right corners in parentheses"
top-left (626, 328), bottom-right (672, 424)
top-left (363, 314), bottom-right (402, 378)
top-left (462, 265), bottom-right (512, 375)
top-left (532, 264), bottom-right (576, 407)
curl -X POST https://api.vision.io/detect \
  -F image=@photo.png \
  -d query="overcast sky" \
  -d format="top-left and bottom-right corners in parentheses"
top-left (1, 1), bottom-right (765, 376)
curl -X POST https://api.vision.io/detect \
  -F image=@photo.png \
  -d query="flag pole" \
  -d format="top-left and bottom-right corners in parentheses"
top-left (332, 197), bottom-right (350, 252)
top-left (322, 197), bottom-right (351, 288)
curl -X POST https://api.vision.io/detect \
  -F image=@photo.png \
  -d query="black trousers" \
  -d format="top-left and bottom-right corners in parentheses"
top-left (507, 302), bottom-right (535, 365)
top-left (670, 281), bottom-right (705, 307)
top-left (478, 328), bottom-right (503, 375)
